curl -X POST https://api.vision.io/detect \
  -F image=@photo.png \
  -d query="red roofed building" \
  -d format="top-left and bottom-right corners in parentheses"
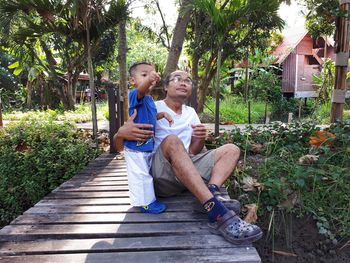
top-left (272, 29), bottom-right (336, 98)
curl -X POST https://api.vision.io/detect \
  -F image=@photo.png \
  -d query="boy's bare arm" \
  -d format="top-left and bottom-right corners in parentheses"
top-left (137, 71), bottom-right (161, 99)
top-left (157, 112), bottom-right (173, 126)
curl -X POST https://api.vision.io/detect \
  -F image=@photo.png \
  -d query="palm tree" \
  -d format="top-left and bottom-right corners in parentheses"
top-left (192, 0), bottom-right (284, 133)
top-left (0, 0), bottom-right (128, 111)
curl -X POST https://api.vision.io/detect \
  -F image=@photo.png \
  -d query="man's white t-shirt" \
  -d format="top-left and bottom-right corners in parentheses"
top-left (154, 100), bottom-right (200, 152)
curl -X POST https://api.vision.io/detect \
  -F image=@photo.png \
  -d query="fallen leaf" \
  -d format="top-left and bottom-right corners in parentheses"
top-left (14, 142), bottom-right (32, 153)
top-left (244, 204), bottom-right (258, 224)
top-left (273, 250), bottom-right (297, 257)
top-left (250, 143), bottom-right (264, 154)
top-left (309, 131), bottom-right (336, 148)
top-left (220, 121), bottom-right (236, 125)
top-left (278, 191), bottom-right (298, 209)
top-left (298, 154), bottom-right (319, 165)
top-left (241, 176), bottom-right (264, 192)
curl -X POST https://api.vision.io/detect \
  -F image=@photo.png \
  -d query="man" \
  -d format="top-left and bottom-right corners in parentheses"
top-left (114, 70), bottom-right (262, 245)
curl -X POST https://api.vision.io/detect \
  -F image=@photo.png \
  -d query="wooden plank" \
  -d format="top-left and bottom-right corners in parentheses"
top-left (0, 235), bottom-right (246, 255)
top-left (52, 186), bottom-right (130, 191)
top-left (10, 212), bottom-right (207, 225)
top-left (23, 203), bottom-right (201, 214)
top-left (0, 248), bottom-right (261, 263)
top-left (73, 172), bottom-right (127, 177)
top-left (64, 177), bottom-right (129, 182)
top-left (0, 223), bottom-right (209, 241)
top-left (46, 191), bottom-right (130, 198)
top-left (60, 180), bottom-right (128, 188)
top-left (36, 197), bottom-right (198, 205)
top-left (6, 221), bottom-right (209, 235)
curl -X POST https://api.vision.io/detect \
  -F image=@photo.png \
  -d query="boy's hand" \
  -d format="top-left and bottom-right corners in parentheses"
top-left (149, 71), bottom-right (161, 90)
top-left (163, 112), bottom-right (173, 126)
top-left (157, 112), bottom-right (174, 126)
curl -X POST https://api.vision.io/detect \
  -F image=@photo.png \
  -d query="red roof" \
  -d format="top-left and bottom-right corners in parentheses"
top-left (272, 30), bottom-right (308, 64)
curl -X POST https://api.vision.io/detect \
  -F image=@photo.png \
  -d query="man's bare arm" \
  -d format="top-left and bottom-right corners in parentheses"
top-left (189, 124), bottom-right (206, 155)
top-left (112, 109), bottom-right (154, 151)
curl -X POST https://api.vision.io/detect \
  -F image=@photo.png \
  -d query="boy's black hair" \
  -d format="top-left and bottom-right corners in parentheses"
top-left (129, 62), bottom-right (154, 76)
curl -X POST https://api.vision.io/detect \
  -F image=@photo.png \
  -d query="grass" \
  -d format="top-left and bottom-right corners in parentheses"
top-left (3, 102), bottom-right (109, 123)
top-left (303, 101), bottom-right (350, 124)
top-left (203, 96), bottom-right (270, 123)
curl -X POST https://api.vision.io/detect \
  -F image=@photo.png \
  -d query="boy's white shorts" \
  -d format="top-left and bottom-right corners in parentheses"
top-left (124, 148), bottom-right (156, 206)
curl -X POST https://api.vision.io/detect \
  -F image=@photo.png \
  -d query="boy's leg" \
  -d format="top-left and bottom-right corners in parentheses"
top-left (124, 149), bottom-right (156, 206)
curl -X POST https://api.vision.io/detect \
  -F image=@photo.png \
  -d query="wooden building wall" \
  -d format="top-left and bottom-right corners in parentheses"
top-left (281, 52), bottom-right (296, 93)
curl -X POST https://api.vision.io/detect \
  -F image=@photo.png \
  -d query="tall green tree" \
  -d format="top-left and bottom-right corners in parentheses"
top-left (189, 0), bottom-right (284, 113)
top-left (0, 0), bottom-right (128, 110)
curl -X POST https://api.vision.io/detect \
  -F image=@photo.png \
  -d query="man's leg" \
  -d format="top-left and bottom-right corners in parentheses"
top-left (160, 135), bottom-right (213, 204)
top-left (159, 135), bottom-right (262, 244)
top-left (209, 144), bottom-right (240, 187)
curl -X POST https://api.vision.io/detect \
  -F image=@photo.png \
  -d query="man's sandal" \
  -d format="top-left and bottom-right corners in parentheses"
top-left (208, 210), bottom-right (263, 245)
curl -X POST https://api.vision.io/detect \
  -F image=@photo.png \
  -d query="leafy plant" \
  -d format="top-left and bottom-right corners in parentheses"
top-left (0, 117), bottom-right (101, 227)
top-left (207, 121), bottom-right (350, 241)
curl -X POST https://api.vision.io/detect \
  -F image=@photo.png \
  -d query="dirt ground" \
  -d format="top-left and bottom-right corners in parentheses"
top-left (254, 214), bottom-right (350, 263)
top-left (230, 154), bottom-right (350, 263)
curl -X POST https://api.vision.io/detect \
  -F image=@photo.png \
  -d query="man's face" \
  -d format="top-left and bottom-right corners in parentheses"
top-left (165, 71), bottom-right (193, 99)
top-left (130, 64), bottom-right (155, 88)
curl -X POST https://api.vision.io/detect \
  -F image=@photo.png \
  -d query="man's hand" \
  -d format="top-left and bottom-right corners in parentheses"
top-left (191, 124), bottom-right (207, 139)
top-left (118, 109), bottom-right (154, 142)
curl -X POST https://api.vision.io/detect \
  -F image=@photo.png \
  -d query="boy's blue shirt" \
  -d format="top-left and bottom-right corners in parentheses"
top-left (124, 88), bottom-right (156, 152)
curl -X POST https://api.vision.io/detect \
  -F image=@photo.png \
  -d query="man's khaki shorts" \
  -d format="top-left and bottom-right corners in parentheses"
top-left (151, 147), bottom-right (215, 197)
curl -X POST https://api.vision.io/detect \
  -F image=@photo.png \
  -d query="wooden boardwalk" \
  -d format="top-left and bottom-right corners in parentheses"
top-left (0, 153), bottom-right (261, 262)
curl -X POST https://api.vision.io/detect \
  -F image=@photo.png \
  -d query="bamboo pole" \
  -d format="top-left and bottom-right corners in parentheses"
top-left (330, 0), bottom-right (350, 122)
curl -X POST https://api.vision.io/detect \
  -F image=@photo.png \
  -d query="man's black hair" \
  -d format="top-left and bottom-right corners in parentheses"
top-left (129, 62), bottom-right (154, 76)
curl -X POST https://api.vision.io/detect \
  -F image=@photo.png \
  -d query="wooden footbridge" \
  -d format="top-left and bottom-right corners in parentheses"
top-left (0, 153), bottom-right (261, 262)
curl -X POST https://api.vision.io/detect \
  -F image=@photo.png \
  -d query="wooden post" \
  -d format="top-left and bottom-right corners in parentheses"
top-left (107, 83), bottom-right (124, 154)
top-left (265, 112), bottom-right (271, 124)
top-left (330, 0), bottom-right (350, 122)
top-left (298, 99), bottom-right (302, 120)
top-left (288, 112), bottom-right (293, 124)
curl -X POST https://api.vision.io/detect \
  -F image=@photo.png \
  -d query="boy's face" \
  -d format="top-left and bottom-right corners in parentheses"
top-left (130, 64), bottom-right (156, 88)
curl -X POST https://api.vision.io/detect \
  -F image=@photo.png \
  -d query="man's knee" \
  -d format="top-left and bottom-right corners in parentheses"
top-left (160, 135), bottom-right (186, 157)
top-left (217, 143), bottom-right (240, 159)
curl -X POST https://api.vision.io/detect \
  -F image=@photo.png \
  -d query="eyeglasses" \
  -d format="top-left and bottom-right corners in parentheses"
top-left (169, 75), bottom-right (193, 86)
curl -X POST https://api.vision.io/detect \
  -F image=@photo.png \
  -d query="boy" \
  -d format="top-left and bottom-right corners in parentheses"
top-left (124, 62), bottom-right (173, 214)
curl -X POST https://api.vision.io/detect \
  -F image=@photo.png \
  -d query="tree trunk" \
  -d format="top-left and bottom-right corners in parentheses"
top-left (0, 96), bottom-right (3, 127)
top-left (214, 47), bottom-right (222, 137)
top-left (40, 40), bottom-right (75, 110)
top-left (197, 54), bottom-right (215, 113)
top-left (163, 0), bottom-right (193, 76)
top-left (26, 80), bottom-right (33, 109)
top-left (86, 23), bottom-right (98, 140)
top-left (118, 19), bottom-right (128, 121)
top-left (330, 1), bottom-right (349, 122)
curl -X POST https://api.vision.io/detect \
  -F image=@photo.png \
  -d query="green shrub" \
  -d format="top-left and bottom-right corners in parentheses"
top-left (207, 121), bottom-right (350, 241)
top-left (0, 118), bottom-right (100, 227)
